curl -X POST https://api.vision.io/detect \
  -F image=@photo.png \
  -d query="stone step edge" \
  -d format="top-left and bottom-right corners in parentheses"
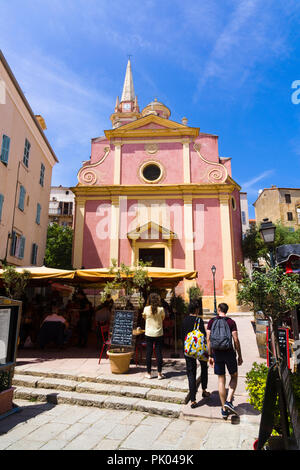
top-left (13, 369), bottom-right (189, 393)
top-left (12, 376), bottom-right (187, 404)
top-left (13, 387), bottom-right (181, 418)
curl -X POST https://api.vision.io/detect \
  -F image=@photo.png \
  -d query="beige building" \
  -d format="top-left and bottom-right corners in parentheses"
top-left (49, 186), bottom-right (74, 228)
top-left (254, 186), bottom-right (300, 229)
top-left (0, 50), bottom-right (58, 266)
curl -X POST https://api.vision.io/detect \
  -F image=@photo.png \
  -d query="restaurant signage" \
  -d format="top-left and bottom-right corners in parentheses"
top-left (110, 310), bottom-right (136, 348)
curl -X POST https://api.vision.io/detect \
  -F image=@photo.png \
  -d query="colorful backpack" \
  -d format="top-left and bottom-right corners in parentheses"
top-left (184, 317), bottom-right (208, 361)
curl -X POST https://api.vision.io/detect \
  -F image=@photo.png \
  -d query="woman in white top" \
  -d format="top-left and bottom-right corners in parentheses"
top-left (142, 292), bottom-right (165, 379)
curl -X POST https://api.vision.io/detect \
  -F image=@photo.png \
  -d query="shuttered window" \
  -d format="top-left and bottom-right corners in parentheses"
top-left (0, 135), bottom-right (10, 164)
top-left (39, 163), bottom-right (45, 186)
top-left (23, 139), bottom-right (31, 167)
top-left (31, 243), bottom-right (38, 265)
top-left (0, 194), bottom-right (4, 221)
top-left (18, 186), bottom-right (26, 211)
top-left (36, 203), bottom-right (41, 224)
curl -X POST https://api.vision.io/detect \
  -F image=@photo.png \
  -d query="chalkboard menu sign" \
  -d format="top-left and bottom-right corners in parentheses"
top-left (0, 298), bottom-right (22, 370)
top-left (0, 308), bottom-right (11, 364)
top-left (267, 326), bottom-right (290, 368)
top-left (111, 310), bottom-right (135, 348)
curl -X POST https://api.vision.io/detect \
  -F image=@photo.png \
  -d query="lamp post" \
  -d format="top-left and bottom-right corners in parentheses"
top-left (211, 265), bottom-right (217, 315)
top-left (259, 218), bottom-right (276, 268)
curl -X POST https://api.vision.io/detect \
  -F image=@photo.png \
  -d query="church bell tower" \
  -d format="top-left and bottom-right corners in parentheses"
top-left (110, 59), bottom-right (141, 128)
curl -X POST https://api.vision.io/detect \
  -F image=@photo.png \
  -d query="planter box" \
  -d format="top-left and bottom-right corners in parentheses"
top-left (0, 387), bottom-right (15, 416)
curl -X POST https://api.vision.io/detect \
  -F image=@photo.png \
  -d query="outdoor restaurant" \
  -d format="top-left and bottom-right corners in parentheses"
top-left (0, 265), bottom-right (198, 373)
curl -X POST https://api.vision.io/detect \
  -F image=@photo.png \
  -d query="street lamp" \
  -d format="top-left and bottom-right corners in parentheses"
top-left (211, 265), bottom-right (217, 315)
top-left (259, 218), bottom-right (276, 268)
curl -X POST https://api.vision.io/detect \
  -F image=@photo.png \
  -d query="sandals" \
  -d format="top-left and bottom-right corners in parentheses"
top-left (191, 402), bottom-right (198, 409)
top-left (202, 390), bottom-right (211, 398)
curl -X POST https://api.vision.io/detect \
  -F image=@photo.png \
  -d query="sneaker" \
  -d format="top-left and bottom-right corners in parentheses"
top-left (224, 401), bottom-right (238, 416)
top-left (145, 373), bottom-right (152, 379)
top-left (221, 408), bottom-right (229, 420)
top-left (157, 373), bottom-right (165, 380)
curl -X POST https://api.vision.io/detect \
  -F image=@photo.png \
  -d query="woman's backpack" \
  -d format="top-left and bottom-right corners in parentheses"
top-left (184, 317), bottom-right (208, 361)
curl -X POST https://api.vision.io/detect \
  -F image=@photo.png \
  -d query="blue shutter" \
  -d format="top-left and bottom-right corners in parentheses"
top-left (18, 186), bottom-right (26, 211)
top-left (1, 135), bottom-right (10, 164)
top-left (23, 139), bottom-right (31, 167)
top-left (31, 243), bottom-right (38, 265)
top-left (40, 163), bottom-right (45, 186)
top-left (19, 236), bottom-right (25, 259)
top-left (36, 203), bottom-right (41, 224)
top-left (0, 194), bottom-right (4, 221)
top-left (10, 231), bottom-right (16, 256)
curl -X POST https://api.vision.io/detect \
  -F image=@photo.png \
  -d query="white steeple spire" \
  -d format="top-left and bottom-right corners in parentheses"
top-left (121, 59), bottom-right (135, 102)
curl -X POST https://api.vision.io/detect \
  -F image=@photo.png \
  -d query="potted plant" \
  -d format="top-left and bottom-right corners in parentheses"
top-left (246, 362), bottom-right (300, 449)
top-left (103, 260), bottom-right (151, 374)
top-left (237, 265), bottom-right (300, 358)
top-left (0, 369), bottom-right (15, 416)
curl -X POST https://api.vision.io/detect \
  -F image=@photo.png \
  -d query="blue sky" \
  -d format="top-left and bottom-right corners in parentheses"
top-left (1, 0), bottom-right (300, 218)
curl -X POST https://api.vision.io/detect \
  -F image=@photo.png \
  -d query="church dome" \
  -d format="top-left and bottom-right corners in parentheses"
top-left (142, 98), bottom-right (171, 119)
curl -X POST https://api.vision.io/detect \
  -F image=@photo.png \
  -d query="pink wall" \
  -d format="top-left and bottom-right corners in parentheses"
top-left (83, 200), bottom-right (111, 268)
top-left (121, 142), bottom-right (183, 185)
top-left (193, 198), bottom-right (224, 295)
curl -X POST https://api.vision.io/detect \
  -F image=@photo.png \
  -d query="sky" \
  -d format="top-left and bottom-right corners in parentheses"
top-left (1, 0), bottom-right (300, 218)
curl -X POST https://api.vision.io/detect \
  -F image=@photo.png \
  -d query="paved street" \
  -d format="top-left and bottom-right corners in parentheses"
top-left (0, 314), bottom-right (262, 450)
top-left (0, 400), bottom-right (259, 450)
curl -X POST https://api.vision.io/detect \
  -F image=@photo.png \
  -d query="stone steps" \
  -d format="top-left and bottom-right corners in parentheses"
top-left (12, 373), bottom-right (186, 418)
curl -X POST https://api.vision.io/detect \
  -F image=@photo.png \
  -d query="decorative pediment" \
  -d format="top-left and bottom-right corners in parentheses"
top-left (127, 221), bottom-right (177, 241)
top-left (105, 114), bottom-right (199, 139)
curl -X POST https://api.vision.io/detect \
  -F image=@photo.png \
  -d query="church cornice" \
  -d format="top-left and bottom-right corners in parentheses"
top-left (71, 181), bottom-right (241, 198)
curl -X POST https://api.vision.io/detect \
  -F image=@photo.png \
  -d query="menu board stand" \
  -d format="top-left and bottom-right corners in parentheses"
top-left (0, 296), bottom-right (22, 420)
top-left (109, 309), bottom-right (138, 352)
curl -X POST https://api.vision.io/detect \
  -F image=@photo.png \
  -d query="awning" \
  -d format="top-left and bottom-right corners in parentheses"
top-left (276, 244), bottom-right (300, 265)
top-left (0, 266), bottom-right (197, 289)
top-left (74, 267), bottom-right (197, 288)
top-left (0, 266), bottom-right (75, 280)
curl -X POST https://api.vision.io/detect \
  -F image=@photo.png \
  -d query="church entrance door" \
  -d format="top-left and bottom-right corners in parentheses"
top-left (138, 248), bottom-right (165, 267)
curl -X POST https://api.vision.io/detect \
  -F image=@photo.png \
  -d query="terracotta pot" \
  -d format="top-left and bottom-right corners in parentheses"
top-left (0, 387), bottom-right (15, 416)
top-left (107, 350), bottom-right (133, 374)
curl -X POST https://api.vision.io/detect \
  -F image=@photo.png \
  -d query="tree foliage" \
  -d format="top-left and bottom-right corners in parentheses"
top-left (45, 223), bottom-right (73, 270)
top-left (242, 223), bottom-right (300, 265)
top-left (2, 265), bottom-right (30, 300)
top-left (237, 264), bottom-right (300, 321)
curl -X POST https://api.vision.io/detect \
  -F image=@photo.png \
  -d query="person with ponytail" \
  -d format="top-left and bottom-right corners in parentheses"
top-left (142, 292), bottom-right (165, 379)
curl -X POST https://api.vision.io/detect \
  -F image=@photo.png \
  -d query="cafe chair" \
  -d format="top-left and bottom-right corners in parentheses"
top-left (98, 324), bottom-right (111, 364)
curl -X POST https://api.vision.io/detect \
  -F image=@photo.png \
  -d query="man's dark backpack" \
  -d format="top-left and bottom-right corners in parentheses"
top-left (209, 317), bottom-right (232, 351)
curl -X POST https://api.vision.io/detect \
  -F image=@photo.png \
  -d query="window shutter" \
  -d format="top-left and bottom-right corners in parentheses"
top-left (19, 236), bottom-right (26, 259)
top-left (31, 243), bottom-right (38, 265)
top-left (1, 135), bottom-right (10, 164)
top-left (18, 186), bottom-right (26, 211)
top-left (0, 194), bottom-right (4, 221)
top-left (10, 231), bottom-right (16, 256)
top-left (36, 203), bottom-right (41, 224)
top-left (40, 163), bottom-right (45, 186)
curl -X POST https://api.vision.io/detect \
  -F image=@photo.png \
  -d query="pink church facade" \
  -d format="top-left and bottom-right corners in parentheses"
top-left (72, 61), bottom-right (243, 310)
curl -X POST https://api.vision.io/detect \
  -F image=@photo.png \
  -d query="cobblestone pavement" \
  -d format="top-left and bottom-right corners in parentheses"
top-left (0, 400), bottom-right (259, 450)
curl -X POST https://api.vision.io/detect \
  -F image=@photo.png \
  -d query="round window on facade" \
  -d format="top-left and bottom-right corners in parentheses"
top-left (140, 161), bottom-right (163, 183)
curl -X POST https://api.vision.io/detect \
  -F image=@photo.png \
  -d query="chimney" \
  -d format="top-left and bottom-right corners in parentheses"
top-left (35, 115), bottom-right (47, 130)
